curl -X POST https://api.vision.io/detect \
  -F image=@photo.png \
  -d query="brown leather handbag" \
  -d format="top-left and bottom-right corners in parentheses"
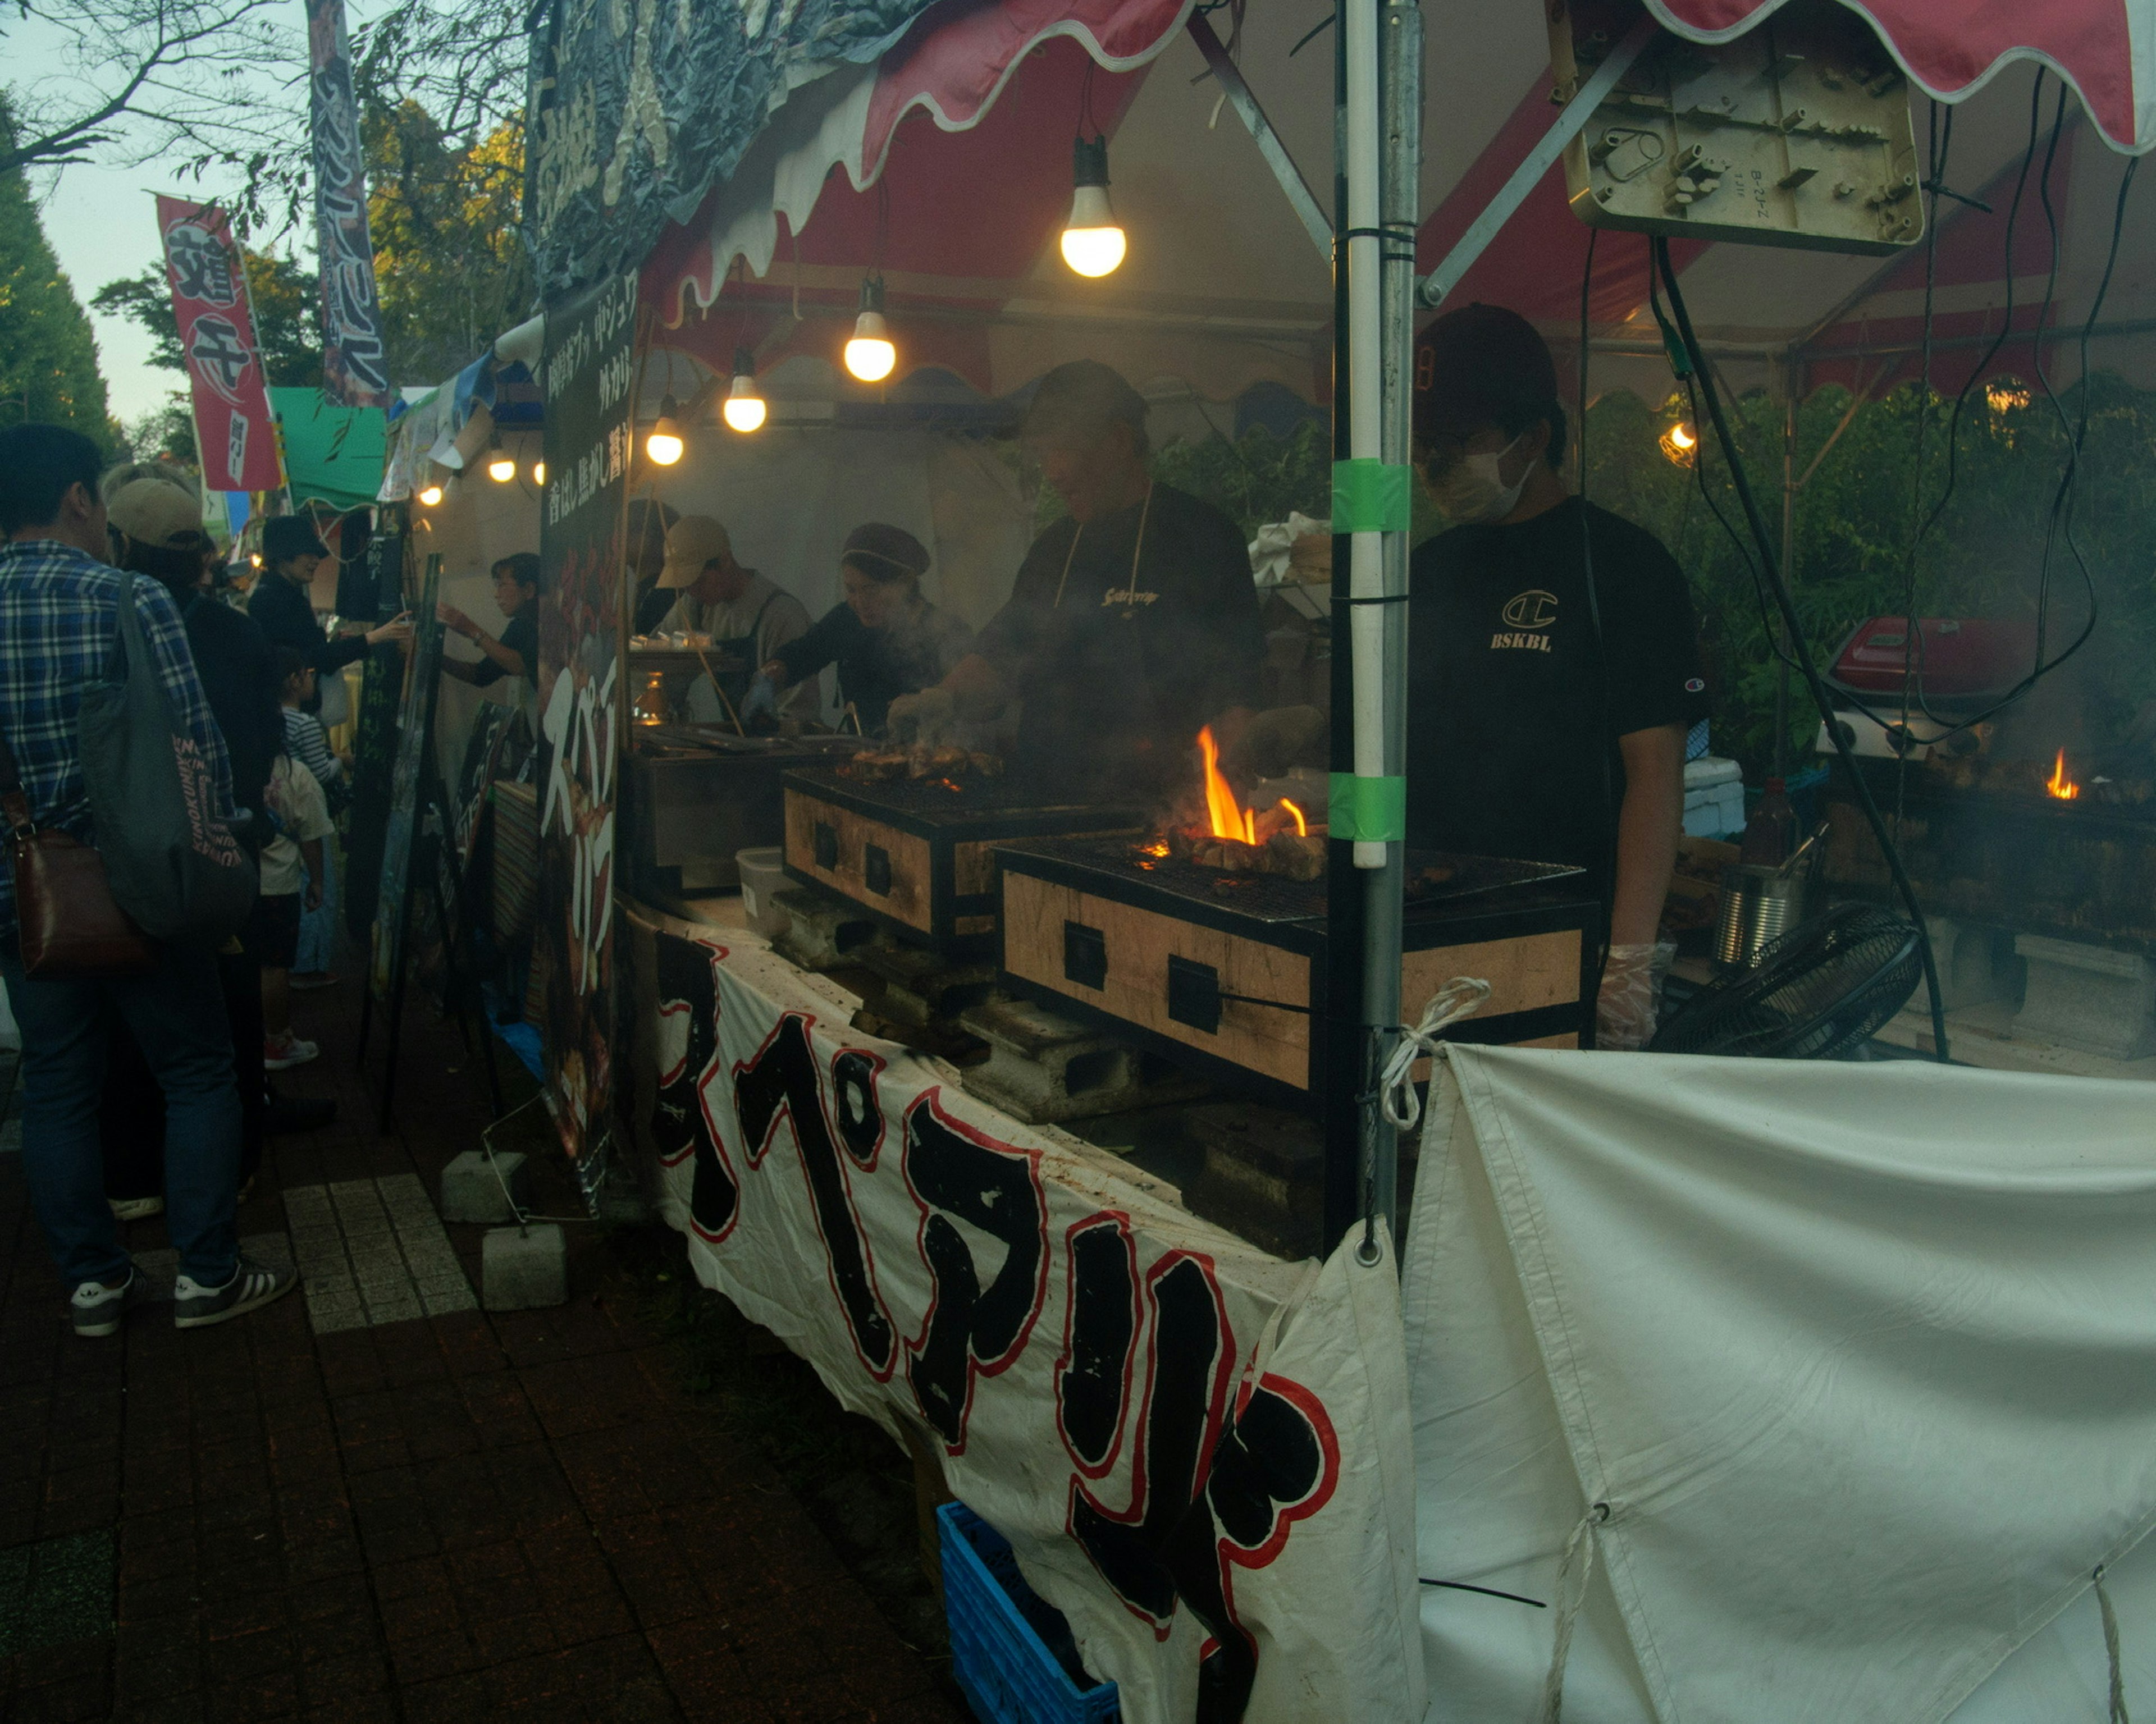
top-left (0, 715), bottom-right (157, 978)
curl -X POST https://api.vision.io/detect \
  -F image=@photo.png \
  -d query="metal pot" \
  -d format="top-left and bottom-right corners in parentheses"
top-left (1715, 862), bottom-right (1808, 968)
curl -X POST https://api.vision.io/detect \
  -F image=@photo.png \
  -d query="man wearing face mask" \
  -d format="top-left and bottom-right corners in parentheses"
top-left (1408, 303), bottom-right (1705, 1050)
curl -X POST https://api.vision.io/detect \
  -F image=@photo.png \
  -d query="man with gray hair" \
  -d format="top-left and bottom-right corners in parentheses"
top-left (888, 360), bottom-right (1263, 795)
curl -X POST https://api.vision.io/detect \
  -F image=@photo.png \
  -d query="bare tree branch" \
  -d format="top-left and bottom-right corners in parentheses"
top-left (2, 0), bottom-right (299, 198)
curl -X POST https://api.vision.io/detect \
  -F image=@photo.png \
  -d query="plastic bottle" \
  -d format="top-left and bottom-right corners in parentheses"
top-left (1739, 776), bottom-right (1798, 867)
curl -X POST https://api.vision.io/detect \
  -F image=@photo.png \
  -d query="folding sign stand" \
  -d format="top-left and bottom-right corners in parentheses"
top-left (357, 760), bottom-right (505, 1133)
top-left (355, 551), bottom-right (504, 1133)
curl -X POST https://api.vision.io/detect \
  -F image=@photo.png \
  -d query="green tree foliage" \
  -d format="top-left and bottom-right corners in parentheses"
top-left (0, 102), bottom-right (112, 441)
top-left (1582, 376), bottom-right (2156, 777)
top-left (90, 249), bottom-right (323, 388)
top-left (364, 101), bottom-right (530, 383)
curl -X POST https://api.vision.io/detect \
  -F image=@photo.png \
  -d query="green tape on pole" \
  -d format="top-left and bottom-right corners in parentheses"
top-left (1328, 773), bottom-right (1406, 842)
top-left (1331, 460), bottom-right (1412, 534)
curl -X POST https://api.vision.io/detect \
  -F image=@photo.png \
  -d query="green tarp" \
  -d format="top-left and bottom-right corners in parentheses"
top-left (270, 386), bottom-right (385, 513)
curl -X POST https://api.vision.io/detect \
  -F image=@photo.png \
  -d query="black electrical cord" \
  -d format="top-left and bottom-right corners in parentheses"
top-left (1828, 75), bottom-right (2122, 746)
top-left (1652, 237), bottom-right (1951, 1063)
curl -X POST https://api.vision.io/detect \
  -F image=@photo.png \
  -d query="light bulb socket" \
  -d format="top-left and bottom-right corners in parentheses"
top-left (730, 346), bottom-right (756, 381)
top-left (857, 275), bottom-right (886, 315)
top-left (657, 391), bottom-right (681, 419)
top-left (1072, 133), bottom-right (1111, 189)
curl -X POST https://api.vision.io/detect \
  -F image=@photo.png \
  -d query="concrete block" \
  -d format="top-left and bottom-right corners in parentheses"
top-left (958, 997), bottom-right (1207, 1125)
top-left (771, 885), bottom-right (884, 972)
top-left (440, 1150), bottom-right (529, 1225)
top-left (482, 1223), bottom-right (568, 1310)
top-left (1180, 1104), bottom-right (1325, 1261)
top-left (2014, 934), bottom-right (2156, 1060)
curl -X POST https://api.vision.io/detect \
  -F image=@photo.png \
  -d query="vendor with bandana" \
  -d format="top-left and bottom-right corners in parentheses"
top-left (886, 361), bottom-right (1263, 798)
top-left (1409, 304), bottom-right (1707, 1049)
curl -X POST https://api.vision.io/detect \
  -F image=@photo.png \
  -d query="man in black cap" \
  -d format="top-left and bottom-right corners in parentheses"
top-left (1408, 303), bottom-right (1705, 1049)
top-left (887, 360), bottom-right (1263, 796)
top-left (248, 515), bottom-right (410, 710)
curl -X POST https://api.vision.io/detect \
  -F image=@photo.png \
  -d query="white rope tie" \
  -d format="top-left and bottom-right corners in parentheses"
top-left (1542, 1503), bottom-right (1610, 1724)
top-left (2098, 1563), bottom-right (2130, 1724)
top-left (1379, 977), bottom-right (1491, 1133)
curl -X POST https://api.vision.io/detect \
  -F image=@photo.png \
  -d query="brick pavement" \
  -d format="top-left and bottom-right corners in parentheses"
top-left (0, 970), bottom-right (968, 1724)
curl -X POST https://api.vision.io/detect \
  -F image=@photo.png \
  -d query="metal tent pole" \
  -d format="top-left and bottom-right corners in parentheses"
top-left (1323, 0), bottom-right (1414, 1254)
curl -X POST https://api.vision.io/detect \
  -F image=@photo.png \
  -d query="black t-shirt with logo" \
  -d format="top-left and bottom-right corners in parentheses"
top-left (1406, 496), bottom-right (1707, 885)
top-left (976, 483), bottom-right (1263, 796)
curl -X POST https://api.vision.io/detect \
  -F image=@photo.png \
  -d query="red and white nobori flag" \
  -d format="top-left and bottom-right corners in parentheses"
top-left (154, 195), bottom-right (286, 493)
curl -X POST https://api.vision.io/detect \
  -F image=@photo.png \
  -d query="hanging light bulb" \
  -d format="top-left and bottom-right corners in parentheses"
top-left (646, 395), bottom-right (687, 466)
top-left (844, 276), bottom-right (897, 383)
top-left (1659, 420), bottom-right (1697, 467)
top-left (722, 348), bottom-right (767, 433)
top-left (485, 438), bottom-right (516, 483)
top-left (1061, 135), bottom-right (1126, 278)
top-left (531, 460), bottom-right (546, 486)
top-left (417, 481), bottom-right (445, 506)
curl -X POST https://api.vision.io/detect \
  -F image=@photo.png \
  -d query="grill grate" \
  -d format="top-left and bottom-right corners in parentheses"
top-left (789, 765), bottom-right (1141, 824)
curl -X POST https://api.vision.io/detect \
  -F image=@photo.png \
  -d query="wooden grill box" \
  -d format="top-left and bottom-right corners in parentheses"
top-left (625, 728), bottom-right (860, 912)
top-left (782, 768), bottom-right (1144, 955)
top-left (997, 836), bottom-right (1602, 1106)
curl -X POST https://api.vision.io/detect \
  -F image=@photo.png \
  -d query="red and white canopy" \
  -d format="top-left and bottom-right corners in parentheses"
top-left (641, 0), bottom-right (2156, 409)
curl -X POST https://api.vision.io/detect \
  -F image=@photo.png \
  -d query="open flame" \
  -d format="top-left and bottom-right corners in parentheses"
top-left (1197, 726), bottom-right (1258, 842)
top-left (2046, 749), bottom-right (2080, 801)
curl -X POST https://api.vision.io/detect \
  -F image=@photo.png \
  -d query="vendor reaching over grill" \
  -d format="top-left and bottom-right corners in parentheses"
top-left (887, 360), bottom-right (1263, 798)
top-left (754, 524), bottom-right (970, 734)
top-left (652, 515), bottom-right (815, 723)
top-left (1407, 304), bottom-right (1706, 1049)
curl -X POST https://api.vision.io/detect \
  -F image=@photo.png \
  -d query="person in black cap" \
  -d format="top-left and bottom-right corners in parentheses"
top-left (1408, 303), bottom-right (1705, 1049)
top-left (248, 515), bottom-right (410, 711)
top-left (886, 360), bottom-right (1263, 795)
top-left (754, 524), bottom-right (971, 735)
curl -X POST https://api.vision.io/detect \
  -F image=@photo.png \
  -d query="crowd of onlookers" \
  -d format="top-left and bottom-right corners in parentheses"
top-left (0, 421), bottom-right (412, 1334)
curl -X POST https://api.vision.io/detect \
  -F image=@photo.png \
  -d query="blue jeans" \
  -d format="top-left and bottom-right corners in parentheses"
top-left (2, 940), bottom-right (241, 1288)
top-left (294, 842), bottom-right (337, 975)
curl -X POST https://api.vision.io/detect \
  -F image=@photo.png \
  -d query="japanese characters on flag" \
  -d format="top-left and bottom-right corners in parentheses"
top-left (304, 0), bottom-right (391, 407)
top-left (154, 196), bottom-right (285, 494)
top-left (625, 911), bottom-right (1422, 1724)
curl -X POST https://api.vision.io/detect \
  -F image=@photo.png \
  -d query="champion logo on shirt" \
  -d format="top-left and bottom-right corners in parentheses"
top-left (1492, 587), bottom-right (1558, 651)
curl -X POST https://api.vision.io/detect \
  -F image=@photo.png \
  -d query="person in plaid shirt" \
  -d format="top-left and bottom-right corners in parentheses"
top-left (0, 424), bottom-right (296, 1336)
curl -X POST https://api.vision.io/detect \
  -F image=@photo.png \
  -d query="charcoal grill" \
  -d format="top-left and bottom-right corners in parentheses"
top-left (995, 835), bottom-right (1603, 1106)
top-left (782, 767), bottom-right (1144, 954)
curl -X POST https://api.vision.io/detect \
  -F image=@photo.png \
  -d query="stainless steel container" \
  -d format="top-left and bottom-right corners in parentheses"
top-left (1715, 862), bottom-right (1808, 967)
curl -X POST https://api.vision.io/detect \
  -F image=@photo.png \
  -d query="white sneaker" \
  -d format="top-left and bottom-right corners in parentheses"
top-left (263, 1035), bottom-right (320, 1071)
top-left (109, 1195), bottom-right (165, 1223)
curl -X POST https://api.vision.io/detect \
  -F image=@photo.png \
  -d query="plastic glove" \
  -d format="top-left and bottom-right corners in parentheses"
top-left (885, 685), bottom-right (955, 743)
top-left (1223, 706), bottom-right (1329, 779)
top-left (1596, 940), bottom-right (1675, 1051)
top-left (740, 672), bottom-right (779, 722)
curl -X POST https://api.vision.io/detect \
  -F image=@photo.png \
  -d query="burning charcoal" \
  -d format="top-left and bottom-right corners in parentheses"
top-left (1264, 829), bottom-right (1326, 881)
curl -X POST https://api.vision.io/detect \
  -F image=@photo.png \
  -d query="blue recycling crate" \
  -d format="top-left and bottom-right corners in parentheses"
top-left (938, 1501), bottom-right (1120, 1724)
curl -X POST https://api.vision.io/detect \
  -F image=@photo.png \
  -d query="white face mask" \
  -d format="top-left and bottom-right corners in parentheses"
top-left (1428, 432), bottom-right (1531, 525)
